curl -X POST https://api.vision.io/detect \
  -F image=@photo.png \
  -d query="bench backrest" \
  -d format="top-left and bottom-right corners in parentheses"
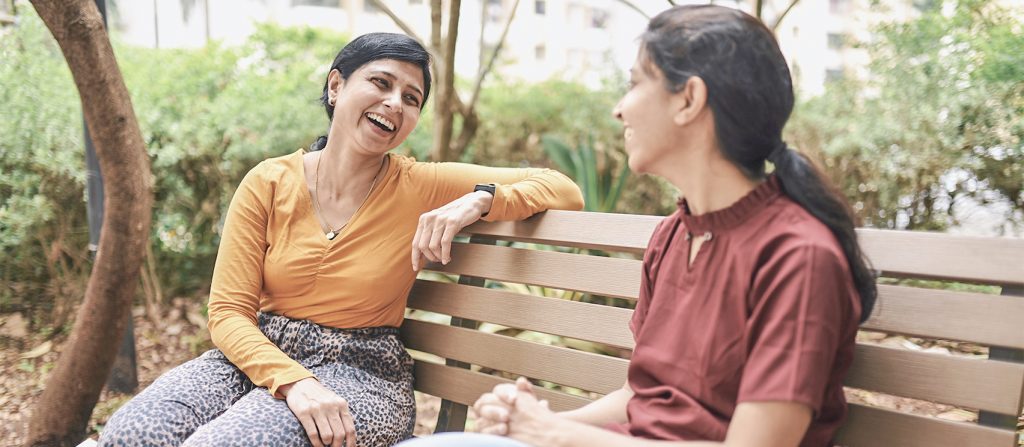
top-left (401, 210), bottom-right (1024, 446)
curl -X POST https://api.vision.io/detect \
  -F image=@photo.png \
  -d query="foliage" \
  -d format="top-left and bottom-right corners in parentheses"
top-left (542, 135), bottom-right (629, 213)
top-left (0, 8), bottom-right (89, 320)
top-left (0, 8), bottom-right (348, 323)
top-left (117, 23), bottom-right (349, 296)
top-left (467, 78), bottom-right (671, 215)
top-left (786, 0), bottom-right (1024, 233)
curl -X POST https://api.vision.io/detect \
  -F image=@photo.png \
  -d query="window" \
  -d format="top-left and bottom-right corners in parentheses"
top-left (410, 0), bottom-right (423, 4)
top-left (535, 0), bottom-right (546, 15)
top-left (292, 0), bottom-right (339, 7)
top-left (829, 0), bottom-right (849, 14)
top-left (364, 1), bottom-right (380, 13)
top-left (486, 0), bottom-right (503, 22)
top-left (825, 68), bottom-right (844, 83)
top-left (590, 8), bottom-right (609, 29)
top-left (827, 33), bottom-right (845, 50)
top-left (535, 44), bottom-right (546, 60)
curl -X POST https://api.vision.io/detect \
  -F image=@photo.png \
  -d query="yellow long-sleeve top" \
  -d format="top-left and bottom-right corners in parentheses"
top-left (207, 149), bottom-right (585, 397)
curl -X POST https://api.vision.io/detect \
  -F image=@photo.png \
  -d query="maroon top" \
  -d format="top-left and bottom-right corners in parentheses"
top-left (609, 177), bottom-right (860, 446)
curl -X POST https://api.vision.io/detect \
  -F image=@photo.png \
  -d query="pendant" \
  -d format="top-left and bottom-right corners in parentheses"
top-left (326, 231), bottom-right (337, 240)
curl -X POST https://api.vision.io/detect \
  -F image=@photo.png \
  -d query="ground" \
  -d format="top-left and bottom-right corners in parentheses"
top-left (0, 299), bottom-right (441, 446)
top-left (1, 301), bottom-right (1021, 446)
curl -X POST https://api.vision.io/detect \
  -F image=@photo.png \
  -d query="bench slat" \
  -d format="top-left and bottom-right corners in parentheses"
top-left (846, 344), bottom-right (1024, 415)
top-left (835, 403), bottom-right (1017, 447)
top-left (426, 243), bottom-right (642, 300)
top-left (413, 360), bottom-right (594, 413)
top-left (857, 228), bottom-right (1024, 285)
top-left (463, 210), bottom-right (663, 253)
top-left (408, 281), bottom-right (1024, 351)
top-left (408, 280), bottom-right (635, 349)
top-left (414, 361), bottom-right (1019, 447)
top-left (404, 316), bottom-right (1024, 413)
top-left (402, 319), bottom-right (628, 394)
top-left (464, 212), bottom-right (1024, 286)
top-left (863, 285), bottom-right (1024, 349)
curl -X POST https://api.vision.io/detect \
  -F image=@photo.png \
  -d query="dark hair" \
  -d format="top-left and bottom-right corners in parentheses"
top-left (310, 32), bottom-right (432, 151)
top-left (641, 5), bottom-right (876, 322)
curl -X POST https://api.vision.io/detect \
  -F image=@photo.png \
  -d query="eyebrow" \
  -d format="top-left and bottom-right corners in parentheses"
top-left (369, 70), bottom-right (424, 98)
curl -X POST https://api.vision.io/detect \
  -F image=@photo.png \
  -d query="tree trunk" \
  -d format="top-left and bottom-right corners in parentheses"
top-left (430, 0), bottom-right (461, 161)
top-left (27, 1), bottom-right (152, 445)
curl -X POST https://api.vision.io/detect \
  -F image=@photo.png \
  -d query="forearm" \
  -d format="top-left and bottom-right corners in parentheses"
top-left (207, 309), bottom-right (313, 397)
top-left (558, 386), bottom-right (633, 426)
top-left (485, 169), bottom-right (584, 220)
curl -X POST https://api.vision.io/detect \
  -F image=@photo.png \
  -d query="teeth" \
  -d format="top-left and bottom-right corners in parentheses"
top-left (367, 112), bottom-right (395, 131)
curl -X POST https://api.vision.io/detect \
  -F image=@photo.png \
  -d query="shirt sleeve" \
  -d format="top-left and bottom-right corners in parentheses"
top-left (408, 161), bottom-right (584, 220)
top-left (737, 241), bottom-right (853, 413)
top-left (206, 162), bottom-right (314, 398)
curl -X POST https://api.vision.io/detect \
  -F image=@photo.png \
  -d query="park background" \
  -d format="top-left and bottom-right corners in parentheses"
top-left (1, 0), bottom-right (1022, 445)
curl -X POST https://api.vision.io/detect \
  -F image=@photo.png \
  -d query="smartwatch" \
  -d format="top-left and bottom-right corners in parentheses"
top-left (473, 183), bottom-right (496, 196)
top-left (474, 183), bottom-right (496, 217)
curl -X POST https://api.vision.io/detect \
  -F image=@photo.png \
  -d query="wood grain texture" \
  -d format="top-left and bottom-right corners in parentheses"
top-left (426, 243), bottom-right (642, 299)
top-left (835, 404), bottom-right (1017, 447)
top-left (407, 280), bottom-right (635, 349)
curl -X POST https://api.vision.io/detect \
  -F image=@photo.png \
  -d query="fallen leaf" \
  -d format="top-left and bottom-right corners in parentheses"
top-left (165, 323), bottom-right (183, 336)
top-left (20, 341), bottom-right (53, 359)
top-left (185, 311), bottom-right (206, 328)
top-left (0, 313), bottom-right (29, 339)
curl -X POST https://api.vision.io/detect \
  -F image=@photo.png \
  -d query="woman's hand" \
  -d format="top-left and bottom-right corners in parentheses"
top-left (473, 378), bottom-right (549, 436)
top-left (281, 378), bottom-right (356, 447)
top-left (412, 190), bottom-right (494, 271)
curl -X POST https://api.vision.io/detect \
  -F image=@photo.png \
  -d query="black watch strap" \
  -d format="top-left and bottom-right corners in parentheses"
top-left (474, 184), bottom-right (496, 217)
top-left (473, 183), bottom-right (496, 196)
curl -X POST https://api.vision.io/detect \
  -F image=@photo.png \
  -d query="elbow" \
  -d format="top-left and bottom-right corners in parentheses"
top-left (554, 170), bottom-right (585, 211)
top-left (568, 188), bottom-right (585, 211)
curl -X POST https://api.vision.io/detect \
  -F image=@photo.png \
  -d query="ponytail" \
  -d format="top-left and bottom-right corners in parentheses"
top-left (770, 144), bottom-right (877, 322)
top-left (310, 135), bottom-right (328, 152)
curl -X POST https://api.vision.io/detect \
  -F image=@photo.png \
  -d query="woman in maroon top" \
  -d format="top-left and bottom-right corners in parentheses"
top-left (463, 5), bottom-right (879, 447)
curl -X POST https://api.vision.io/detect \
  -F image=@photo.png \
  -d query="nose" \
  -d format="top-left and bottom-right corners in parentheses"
top-left (382, 89), bottom-right (403, 113)
top-left (612, 98), bottom-right (624, 122)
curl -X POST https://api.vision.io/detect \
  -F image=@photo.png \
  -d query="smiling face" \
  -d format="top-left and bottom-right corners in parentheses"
top-left (612, 54), bottom-right (680, 175)
top-left (326, 59), bottom-right (425, 155)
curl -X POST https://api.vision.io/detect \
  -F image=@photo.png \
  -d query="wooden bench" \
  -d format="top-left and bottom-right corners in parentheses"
top-left (400, 210), bottom-right (1024, 446)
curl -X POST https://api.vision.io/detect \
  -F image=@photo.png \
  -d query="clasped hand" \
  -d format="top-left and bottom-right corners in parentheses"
top-left (412, 191), bottom-right (493, 271)
top-left (473, 377), bottom-right (556, 443)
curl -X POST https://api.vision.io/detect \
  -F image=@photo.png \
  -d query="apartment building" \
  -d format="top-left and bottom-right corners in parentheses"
top-left (108, 0), bottom-right (930, 95)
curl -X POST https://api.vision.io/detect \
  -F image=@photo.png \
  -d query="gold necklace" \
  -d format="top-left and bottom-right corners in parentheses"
top-left (313, 151), bottom-right (386, 241)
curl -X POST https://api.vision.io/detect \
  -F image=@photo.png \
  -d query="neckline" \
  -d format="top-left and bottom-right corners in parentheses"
top-left (297, 149), bottom-right (395, 243)
top-left (678, 175), bottom-right (782, 234)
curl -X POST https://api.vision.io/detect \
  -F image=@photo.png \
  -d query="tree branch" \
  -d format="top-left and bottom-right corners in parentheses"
top-left (616, 0), bottom-right (649, 19)
top-left (369, 0), bottom-right (469, 115)
top-left (771, 0), bottom-right (800, 32)
top-left (468, 0), bottom-right (520, 110)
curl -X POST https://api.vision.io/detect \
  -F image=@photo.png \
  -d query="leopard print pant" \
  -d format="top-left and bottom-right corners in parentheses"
top-left (100, 313), bottom-right (415, 446)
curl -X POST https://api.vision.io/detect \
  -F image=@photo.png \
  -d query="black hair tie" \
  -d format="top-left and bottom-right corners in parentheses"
top-left (768, 141), bottom-right (789, 164)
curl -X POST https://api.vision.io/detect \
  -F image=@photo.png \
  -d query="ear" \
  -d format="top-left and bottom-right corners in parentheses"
top-left (327, 69), bottom-right (345, 102)
top-left (670, 76), bottom-right (708, 126)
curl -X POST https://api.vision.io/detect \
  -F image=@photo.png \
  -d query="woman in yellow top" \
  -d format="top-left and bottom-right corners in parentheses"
top-left (100, 33), bottom-right (583, 447)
